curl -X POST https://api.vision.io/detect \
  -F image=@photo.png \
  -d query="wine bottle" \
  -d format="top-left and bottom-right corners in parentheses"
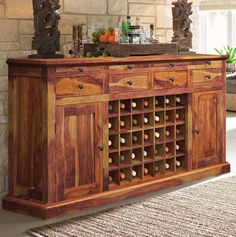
top-left (144, 150), bottom-right (148, 157)
top-left (144, 134), bottom-right (149, 140)
top-left (120, 137), bottom-right (126, 144)
top-left (176, 129), bottom-right (181, 135)
top-left (120, 120), bottom-right (125, 127)
top-left (144, 101), bottom-right (149, 107)
top-left (176, 113), bottom-right (180, 119)
top-left (132, 170), bottom-right (137, 177)
top-left (144, 168), bottom-right (149, 175)
top-left (176, 144), bottom-right (180, 151)
top-left (155, 100), bottom-right (159, 106)
top-left (154, 149), bottom-right (158, 155)
top-left (132, 102), bottom-right (137, 108)
top-left (109, 176), bottom-right (113, 182)
top-left (108, 140), bottom-right (112, 147)
top-left (120, 155), bottom-right (125, 161)
top-left (176, 160), bottom-right (181, 167)
top-left (108, 122), bottom-right (112, 129)
top-left (120, 103), bottom-right (126, 109)
top-left (108, 157), bottom-right (113, 164)
top-left (133, 135), bottom-right (138, 142)
top-left (155, 165), bottom-right (159, 172)
top-left (176, 97), bottom-right (181, 103)
top-left (144, 117), bottom-right (149, 124)
top-left (166, 130), bottom-right (170, 137)
top-left (155, 115), bottom-right (160, 122)
top-left (165, 147), bottom-right (169, 153)
top-left (132, 153), bottom-right (136, 159)
top-left (165, 115), bottom-right (169, 121)
top-left (109, 104), bottom-right (113, 111)
top-left (120, 172), bottom-right (126, 180)
top-left (165, 98), bottom-right (170, 104)
top-left (155, 132), bottom-right (160, 138)
top-left (133, 119), bottom-right (138, 125)
top-left (165, 163), bottom-right (170, 170)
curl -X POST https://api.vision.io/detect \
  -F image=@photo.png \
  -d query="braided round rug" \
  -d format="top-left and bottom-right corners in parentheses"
top-left (28, 176), bottom-right (236, 237)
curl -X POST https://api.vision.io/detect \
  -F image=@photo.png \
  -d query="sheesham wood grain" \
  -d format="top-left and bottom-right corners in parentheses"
top-left (7, 54), bottom-right (228, 67)
top-left (2, 163), bottom-right (230, 219)
top-left (4, 54), bottom-right (229, 219)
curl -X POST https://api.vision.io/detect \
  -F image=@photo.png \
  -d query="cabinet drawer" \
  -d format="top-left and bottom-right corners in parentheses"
top-left (154, 70), bottom-right (188, 89)
top-left (189, 60), bottom-right (222, 70)
top-left (192, 69), bottom-right (222, 86)
top-left (109, 64), bottom-right (149, 71)
top-left (56, 74), bottom-right (104, 97)
top-left (56, 66), bottom-right (104, 73)
top-left (109, 72), bottom-right (151, 93)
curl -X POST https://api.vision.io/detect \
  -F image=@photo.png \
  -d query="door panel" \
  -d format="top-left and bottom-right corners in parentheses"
top-left (192, 91), bottom-right (223, 169)
top-left (56, 103), bottom-right (103, 201)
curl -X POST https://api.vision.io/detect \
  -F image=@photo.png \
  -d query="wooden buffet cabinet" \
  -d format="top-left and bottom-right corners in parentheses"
top-left (3, 54), bottom-right (230, 219)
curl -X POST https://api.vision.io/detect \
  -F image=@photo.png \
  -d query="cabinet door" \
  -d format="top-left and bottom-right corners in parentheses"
top-left (192, 91), bottom-right (224, 169)
top-left (56, 103), bottom-right (104, 201)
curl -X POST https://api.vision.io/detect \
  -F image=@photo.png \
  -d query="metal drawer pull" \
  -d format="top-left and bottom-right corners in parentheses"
top-left (169, 63), bottom-right (175, 67)
top-left (78, 83), bottom-right (84, 89)
top-left (206, 61), bottom-right (211, 65)
top-left (79, 67), bottom-right (84, 72)
top-left (127, 65), bottom-right (134, 70)
top-left (169, 77), bottom-right (175, 83)
top-left (127, 80), bottom-right (133, 86)
top-left (206, 75), bottom-right (211, 80)
top-left (194, 129), bottom-right (200, 134)
top-left (98, 146), bottom-right (104, 151)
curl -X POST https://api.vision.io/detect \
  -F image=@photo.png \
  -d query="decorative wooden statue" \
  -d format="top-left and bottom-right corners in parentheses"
top-left (29, 0), bottom-right (63, 58)
top-left (172, 0), bottom-right (193, 52)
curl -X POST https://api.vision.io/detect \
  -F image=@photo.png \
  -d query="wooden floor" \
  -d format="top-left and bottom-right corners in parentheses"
top-left (0, 112), bottom-right (236, 237)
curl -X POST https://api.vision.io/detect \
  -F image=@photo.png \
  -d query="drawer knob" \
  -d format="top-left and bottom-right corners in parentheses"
top-left (206, 61), bottom-right (211, 65)
top-left (194, 129), bottom-right (200, 134)
top-left (127, 65), bottom-right (133, 70)
top-left (127, 80), bottom-right (133, 86)
top-left (206, 75), bottom-right (211, 80)
top-left (169, 77), bottom-right (175, 83)
top-left (98, 146), bottom-right (104, 151)
top-left (78, 83), bottom-right (84, 89)
top-left (79, 67), bottom-right (84, 72)
top-left (169, 63), bottom-right (175, 67)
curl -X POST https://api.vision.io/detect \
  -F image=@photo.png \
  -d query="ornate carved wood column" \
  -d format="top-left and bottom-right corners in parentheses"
top-left (29, 0), bottom-right (64, 58)
top-left (172, 0), bottom-right (193, 52)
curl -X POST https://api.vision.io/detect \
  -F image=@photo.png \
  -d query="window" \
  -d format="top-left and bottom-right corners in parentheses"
top-left (199, 1), bottom-right (236, 53)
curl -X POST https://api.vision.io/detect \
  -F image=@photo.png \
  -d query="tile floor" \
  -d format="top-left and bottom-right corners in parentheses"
top-left (0, 112), bottom-right (235, 237)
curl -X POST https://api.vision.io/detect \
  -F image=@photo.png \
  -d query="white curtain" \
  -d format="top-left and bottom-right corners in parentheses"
top-left (200, 0), bottom-right (236, 10)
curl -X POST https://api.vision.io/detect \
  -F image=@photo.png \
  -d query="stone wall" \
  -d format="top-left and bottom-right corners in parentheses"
top-left (0, 0), bottom-right (200, 193)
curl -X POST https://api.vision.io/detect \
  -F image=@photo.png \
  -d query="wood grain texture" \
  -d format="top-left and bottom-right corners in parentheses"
top-left (4, 54), bottom-right (229, 219)
top-left (109, 71), bottom-right (151, 93)
top-left (56, 74), bottom-right (105, 97)
top-left (192, 91), bottom-right (223, 169)
top-left (2, 163), bottom-right (230, 219)
top-left (154, 70), bottom-right (188, 89)
top-left (7, 54), bottom-right (228, 67)
top-left (56, 103), bottom-right (103, 201)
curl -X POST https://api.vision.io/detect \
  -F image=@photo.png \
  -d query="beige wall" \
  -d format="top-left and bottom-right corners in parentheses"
top-left (0, 0), bottom-right (200, 193)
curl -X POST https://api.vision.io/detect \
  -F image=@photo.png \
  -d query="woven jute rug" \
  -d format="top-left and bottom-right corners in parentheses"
top-left (28, 176), bottom-right (236, 237)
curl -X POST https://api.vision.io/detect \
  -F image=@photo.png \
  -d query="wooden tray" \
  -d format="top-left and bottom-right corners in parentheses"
top-left (84, 43), bottom-right (178, 57)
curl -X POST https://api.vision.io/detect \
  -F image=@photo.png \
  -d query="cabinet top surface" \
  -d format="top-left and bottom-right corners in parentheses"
top-left (7, 54), bottom-right (227, 67)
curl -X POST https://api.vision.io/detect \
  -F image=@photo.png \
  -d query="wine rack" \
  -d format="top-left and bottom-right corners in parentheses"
top-left (108, 94), bottom-right (188, 189)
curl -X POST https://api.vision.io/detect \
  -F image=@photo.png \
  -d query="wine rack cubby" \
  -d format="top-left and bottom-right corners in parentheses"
top-left (108, 94), bottom-right (188, 189)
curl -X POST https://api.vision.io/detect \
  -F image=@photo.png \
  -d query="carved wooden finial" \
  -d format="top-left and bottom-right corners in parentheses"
top-left (171, 0), bottom-right (193, 52)
top-left (30, 0), bottom-right (64, 58)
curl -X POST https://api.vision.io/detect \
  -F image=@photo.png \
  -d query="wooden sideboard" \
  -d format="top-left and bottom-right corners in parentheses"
top-left (2, 54), bottom-right (230, 219)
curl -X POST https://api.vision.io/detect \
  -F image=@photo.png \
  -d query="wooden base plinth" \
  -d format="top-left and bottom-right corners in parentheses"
top-left (2, 163), bottom-right (230, 220)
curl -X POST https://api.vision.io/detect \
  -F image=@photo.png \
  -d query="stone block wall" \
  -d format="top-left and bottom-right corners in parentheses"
top-left (0, 0), bottom-right (200, 193)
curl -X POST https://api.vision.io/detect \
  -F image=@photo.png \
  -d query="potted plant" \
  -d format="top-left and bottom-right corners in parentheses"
top-left (215, 46), bottom-right (236, 73)
top-left (215, 46), bottom-right (236, 111)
